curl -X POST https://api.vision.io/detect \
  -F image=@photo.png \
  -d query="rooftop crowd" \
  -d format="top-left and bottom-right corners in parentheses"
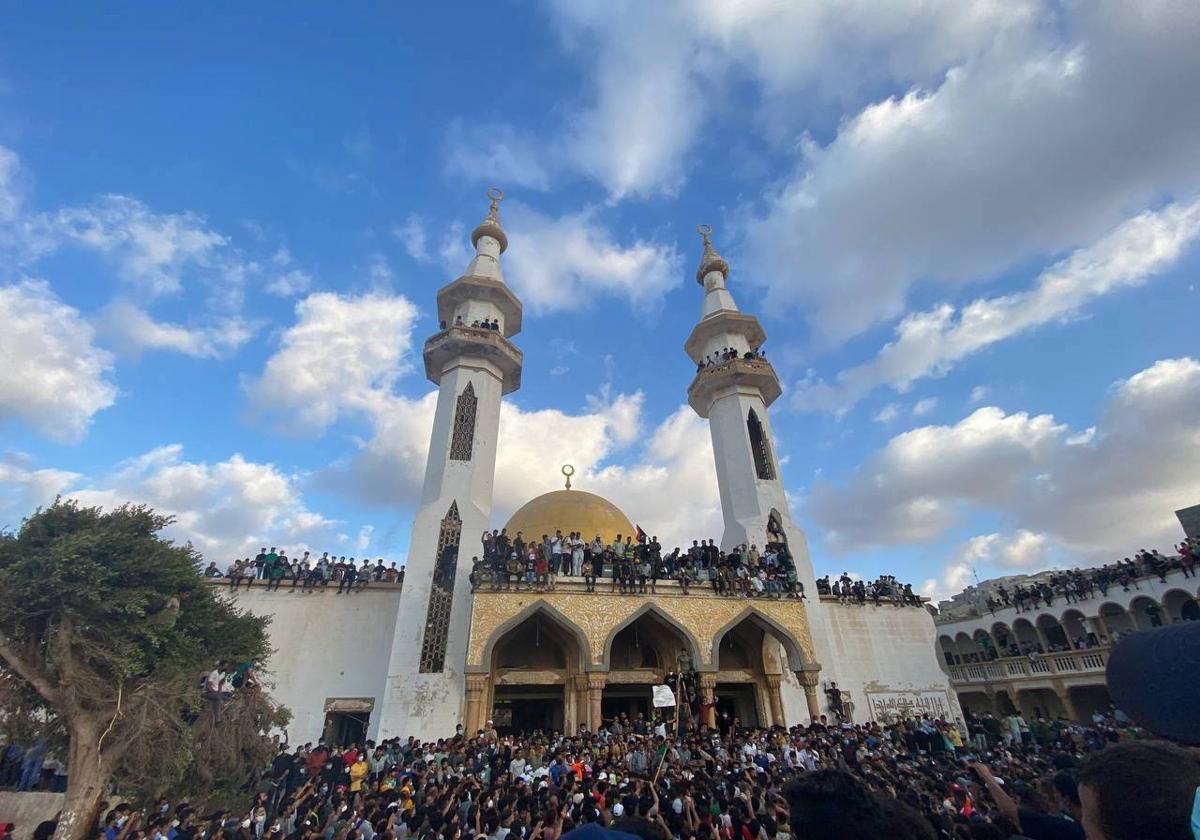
top-left (24, 687), bottom-right (1199, 840)
top-left (205, 531), bottom-right (926, 608)
top-left (471, 531), bottom-right (814, 601)
top-left (981, 538), bottom-right (1199, 617)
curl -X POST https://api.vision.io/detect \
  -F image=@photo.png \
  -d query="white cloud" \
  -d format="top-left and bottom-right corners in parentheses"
top-left (99, 300), bottom-right (256, 359)
top-left (244, 290), bottom-right (420, 435)
top-left (393, 214), bottom-right (429, 262)
top-left (812, 405), bottom-right (1066, 550)
top-left (873, 403), bottom-right (900, 424)
top-left (443, 120), bottom-right (551, 191)
top-left (969, 386), bottom-right (988, 404)
top-left (1, 444), bottom-right (365, 565)
top-left (54, 195), bottom-right (229, 297)
top-left (811, 358), bottom-right (1200, 567)
top-left (539, 0), bottom-right (1035, 199)
top-left (926, 529), bottom-right (1050, 600)
top-left (332, 390), bottom-right (721, 549)
top-left (794, 200), bottom-right (1200, 411)
top-left (0, 452), bottom-right (82, 525)
top-left (0, 280), bottom-right (117, 442)
top-left (743, 2), bottom-right (1200, 341)
top-left (503, 203), bottom-right (682, 313)
top-left (264, 248), bottom-right (313, 297)
top-left (912, 397), bottom-right (938, 417)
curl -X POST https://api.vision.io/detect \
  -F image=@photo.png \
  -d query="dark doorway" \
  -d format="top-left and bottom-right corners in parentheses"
top-left (715, 683), bottom-right (760, 729)
top-left (492, 685), bottom-right (564, 735)
top-left (602, 684), bottom-right (655, 726)
top-left (323, 711), bottom-right (369, 746)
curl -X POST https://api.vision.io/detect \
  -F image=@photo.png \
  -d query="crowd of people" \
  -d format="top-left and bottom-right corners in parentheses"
top-left (814, 574), bottom-right (923, 608)
top-left (982, 538), bottom-right (1200, 616)
top-left (29, 698), bottom-right (1196, 840)
top-left (206, 533), bottom-right (933, 609)
top-left (470, 531), bottom-right (808, 601)
top-left (694, 346), bottom-right (767, 372)
top-left (213, 550), bottom-right (405, 594)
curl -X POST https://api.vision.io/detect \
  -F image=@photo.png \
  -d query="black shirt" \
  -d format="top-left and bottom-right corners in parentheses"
top-left (1018, 808), bottom-right (1086, 840)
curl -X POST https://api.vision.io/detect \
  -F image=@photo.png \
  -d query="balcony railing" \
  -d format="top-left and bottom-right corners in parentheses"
top-left (948, 648), bottom-right (1108, 684)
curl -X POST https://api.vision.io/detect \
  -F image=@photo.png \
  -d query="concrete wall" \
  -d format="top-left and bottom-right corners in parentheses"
top-left (0, 792), bottom-right (64, 840)
top-left (222, 582), bottom-right (402, 744)
top-left (798, 599), bottom-right (963, 726)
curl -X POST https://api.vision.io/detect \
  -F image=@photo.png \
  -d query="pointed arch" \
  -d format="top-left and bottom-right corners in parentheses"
top-left (450, 382), bottom-right (478, 461)
top-left (601, 603), bottom-right (702, 671)
top-left (710, 606), bottom-right (808, 671)
top-left (471, 600), bottom-right (591, 673)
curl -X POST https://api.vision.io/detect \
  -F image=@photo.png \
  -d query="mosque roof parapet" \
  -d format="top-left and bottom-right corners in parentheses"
top-left (687, 356), bottom-right (782, 418)
top-left (423, 326), bottom-right (523, 394)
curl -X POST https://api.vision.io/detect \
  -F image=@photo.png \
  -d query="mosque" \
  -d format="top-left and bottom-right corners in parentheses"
top-left (226, 191), bottom-right (961, 745)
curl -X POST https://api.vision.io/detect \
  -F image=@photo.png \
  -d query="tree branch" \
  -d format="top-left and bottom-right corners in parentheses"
top-left (0, 627), bottom-right (62, 705)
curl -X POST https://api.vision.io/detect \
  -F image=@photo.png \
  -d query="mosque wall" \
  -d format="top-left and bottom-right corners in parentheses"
top-left (806, 599), bottom-right (964, 725)
top-left (225, 583), bottom-right (402, 744)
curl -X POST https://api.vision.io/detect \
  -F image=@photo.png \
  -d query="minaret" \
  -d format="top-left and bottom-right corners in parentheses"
top-left (684, 225), bottom-right (817, 597)
top-left (377, 189), bottom-right (523, 739)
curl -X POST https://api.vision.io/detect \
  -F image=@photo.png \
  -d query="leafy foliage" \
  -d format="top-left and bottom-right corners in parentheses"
top-left (0, 499), bottom-right (287, 815)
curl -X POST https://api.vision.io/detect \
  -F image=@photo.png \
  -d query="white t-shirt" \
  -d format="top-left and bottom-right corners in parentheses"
top-left (207, 669), bottom-right (224, 692)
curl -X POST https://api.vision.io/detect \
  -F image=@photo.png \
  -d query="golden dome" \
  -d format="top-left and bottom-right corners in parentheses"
top-left (504, 489), bottom-right (635, 545)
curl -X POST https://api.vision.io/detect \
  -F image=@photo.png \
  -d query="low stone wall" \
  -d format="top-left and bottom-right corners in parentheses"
top-left (0, 791), bottom-right (65, 840)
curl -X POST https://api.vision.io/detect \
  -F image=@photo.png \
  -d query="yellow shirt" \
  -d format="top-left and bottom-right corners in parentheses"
top-left (948, 727), bottom-right (963, 748)
top-left (349, 760), bottom-right (369, 791)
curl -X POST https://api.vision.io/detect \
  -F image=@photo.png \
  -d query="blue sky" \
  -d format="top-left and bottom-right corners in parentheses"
top-left (2, 1), bottom-right (1199, 598)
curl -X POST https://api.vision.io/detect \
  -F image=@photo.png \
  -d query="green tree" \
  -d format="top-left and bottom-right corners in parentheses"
top-left (0, 501), bottom-right (284, 840)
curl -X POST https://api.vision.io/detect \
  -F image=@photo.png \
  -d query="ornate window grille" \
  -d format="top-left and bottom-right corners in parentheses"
top-left (747, 409), bottom-right (775, 480)
top-left (418, 502), bottom-right (463, 673)
top-left (449, 383), bottom-right (478, 461)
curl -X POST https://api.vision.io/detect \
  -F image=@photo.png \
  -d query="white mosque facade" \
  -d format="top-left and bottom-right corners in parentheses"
top-left (226, 194), bottom-right (962, 744)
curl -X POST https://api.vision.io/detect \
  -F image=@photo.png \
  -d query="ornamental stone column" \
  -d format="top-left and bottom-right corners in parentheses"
top-left (764, 674), bottom-right (785, 726)
top-left (464, 674), bottom-right (489, 735)
top-left (698, 673), bottom-right (718, 727)
top-left (797, 669), bottom-right (821, 721)
top-left (588, 675), bottom-right (607, 731)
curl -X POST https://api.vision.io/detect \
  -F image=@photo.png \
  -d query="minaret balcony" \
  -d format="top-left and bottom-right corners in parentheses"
top-left (687, 356), bottom-right (782, 417)
top-left (423, 326), bottom-right (523, 394)
top-left (436, 275), bottom-right (523, 338)
top-left (684, 311), bottom-right (767, 364)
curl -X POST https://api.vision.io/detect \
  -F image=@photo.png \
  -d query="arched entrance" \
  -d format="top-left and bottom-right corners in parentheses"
top-left (602, 607), bottom-right (699, 727)
top-left (485, 608), bottom-right (587, 735)
top-left (711, 609), bottom-right (809, 728)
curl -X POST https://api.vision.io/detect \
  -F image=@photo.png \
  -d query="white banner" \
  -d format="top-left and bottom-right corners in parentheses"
top-left (651, 684), bottom-right (676, 707)
top-left (865, 691), bottom-right (951, 721)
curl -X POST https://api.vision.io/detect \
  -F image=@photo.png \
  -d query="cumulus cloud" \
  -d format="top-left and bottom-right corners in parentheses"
top-left (54, 195), bottom-right (229, 297)
top-left (0, 444), bottom-right (364, 565)
top-left (443, 120), bottom-right (551, 191)
top-left (244, 290), bottom-right (420, 435)
top-left (533, 0), bottom-right (1034, 199)
top-left (329, 388), bottom-right (721, 549)
top-left (794, 200), bottom-right (1200, 411)
top-left (263, 248), bottom-right (313, 297)
top-left (0, 452), bottom-right (82, 524)
top-left (810, 357), bottom-right (1200, 566)
top-left (503, 203), bottom-right (682, 313)
top-left (99, 300), bottom-right (257, 359)
top-left (393, 214), bottom-right (429, 262)
top-left (0, 280), bottom-right (117, 442)
top-left (742, 2), bottom-right (1200, 341)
